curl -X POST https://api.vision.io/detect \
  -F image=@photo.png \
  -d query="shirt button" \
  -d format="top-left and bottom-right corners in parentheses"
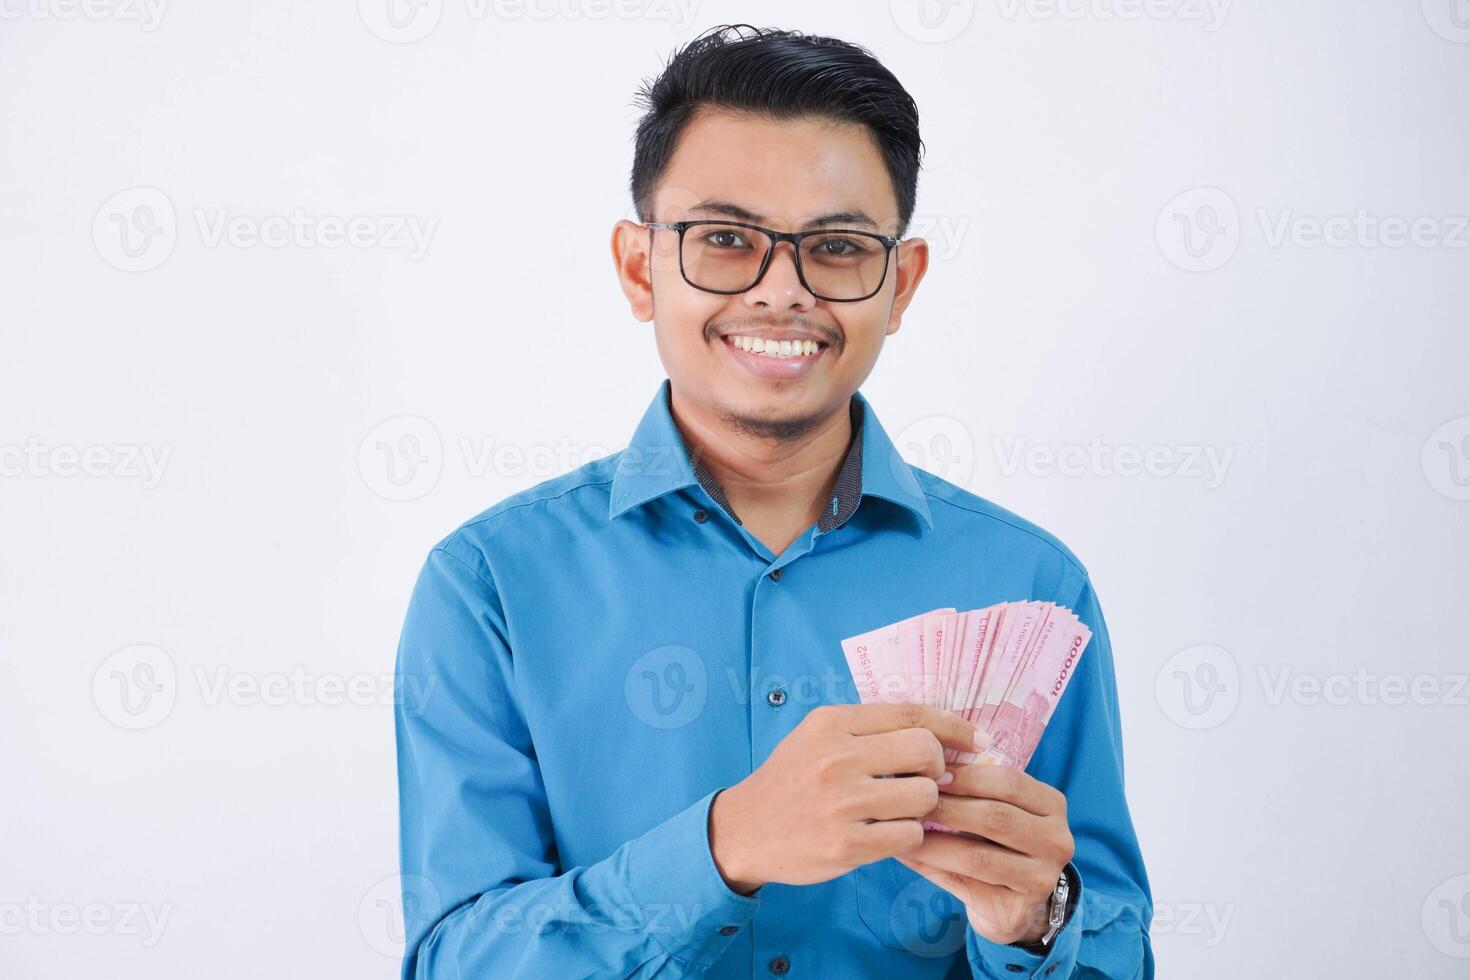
top-left (693, 509), bottom-right (709, 524)
top-left (766, 688), bottom-right (787, 707)
top-left (769, 954), bottom-right (790, 975)
top-left (1046, 967), bottom-right (1058, 975)
top-left (718, 925), bottom-right (739, 936)
top-left (769, 568), bottom-right (783, 581)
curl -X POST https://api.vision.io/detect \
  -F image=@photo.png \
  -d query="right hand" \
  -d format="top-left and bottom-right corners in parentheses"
top-left (708, 703), bottom-right (989, 894)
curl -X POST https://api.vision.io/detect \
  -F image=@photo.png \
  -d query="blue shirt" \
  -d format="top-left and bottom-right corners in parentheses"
top-left (394, 379), bottom-right (1154, 979)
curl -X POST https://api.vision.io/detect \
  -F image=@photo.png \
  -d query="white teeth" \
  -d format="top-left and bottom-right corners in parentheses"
top-left (726, 334), bottom-right (823, 358)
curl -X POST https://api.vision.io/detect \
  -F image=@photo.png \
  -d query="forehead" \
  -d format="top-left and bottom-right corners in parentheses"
top-left (653, 107), bottom-right (901, 234)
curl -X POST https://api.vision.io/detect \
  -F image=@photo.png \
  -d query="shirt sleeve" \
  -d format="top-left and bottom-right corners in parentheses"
top-left (964, 571), bottom-right (1155, 979)
top-left (394, 543), bottom-right (760, 979)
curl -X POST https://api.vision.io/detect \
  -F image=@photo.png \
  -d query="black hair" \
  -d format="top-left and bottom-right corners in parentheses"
top-left (629, 24), bottom-right (924, 237)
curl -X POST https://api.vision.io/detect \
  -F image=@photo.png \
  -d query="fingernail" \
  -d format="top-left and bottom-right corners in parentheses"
top-left (938, 770), bottom-right (954, 786)
top-left (974, 729), bottom-right (992, 750)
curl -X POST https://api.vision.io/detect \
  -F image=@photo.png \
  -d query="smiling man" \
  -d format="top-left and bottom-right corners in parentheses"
top-left (394, 24), bottom-right (1153, 980)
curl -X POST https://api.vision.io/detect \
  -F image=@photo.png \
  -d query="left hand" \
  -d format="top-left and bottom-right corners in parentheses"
top-left (895, 763), bottom-right (1074, 946)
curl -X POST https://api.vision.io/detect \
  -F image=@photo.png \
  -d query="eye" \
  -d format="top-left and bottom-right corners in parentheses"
top-left (703, 229), bottom-right (752, 249)
top-left (812, 236), bottom-right (871, 257)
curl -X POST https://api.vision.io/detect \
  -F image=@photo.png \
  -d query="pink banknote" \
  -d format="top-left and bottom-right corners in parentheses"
top-left (839, 601), bottom-right (1092, 833)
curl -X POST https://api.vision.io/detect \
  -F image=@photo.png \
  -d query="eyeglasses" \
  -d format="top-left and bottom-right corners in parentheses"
top-left (643, 219), bottom-right (900, 303)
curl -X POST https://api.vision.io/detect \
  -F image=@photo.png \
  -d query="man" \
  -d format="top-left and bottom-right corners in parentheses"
top-left (394, 24), bottom-right (1152, 979)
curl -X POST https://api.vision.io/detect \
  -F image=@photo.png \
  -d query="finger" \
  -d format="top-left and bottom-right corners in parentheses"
top-left (927, 795), bottom-right (1045, 854)
top-left (894, 854), bottom-right (964, 895)
top-left (908, 830), bottom-right (1051, 895)
top-left (853, 817), bottom-right (924, 863)
top-left (897, 857), bottom-right (1038, 941)
top-left (857, 728), bottom-right (946, 779)
top-left (853, 774), bottom-right (940, 820)
top-left (840, 702), bottom-right (986, 755)
top-left (943, 762), bottom-right (1065, 817)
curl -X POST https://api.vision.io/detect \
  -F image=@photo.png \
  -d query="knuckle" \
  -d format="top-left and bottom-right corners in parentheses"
top-left (913, 730), bottom-right (942, 766)
top-left (918, 778), bottom-right (941, 812)
top-left (809, 704), bottom-right (839, 728)
top-left (968, 846), bottom-right (995, 876)
top-left (985, 806), bottom-right (1017, 836)
top-left (814, 753), bottom-right (845, 785)
top-left (899, 703), bottom-right (924, 730)
top-left (999, 767), bottom-right (1022, 793)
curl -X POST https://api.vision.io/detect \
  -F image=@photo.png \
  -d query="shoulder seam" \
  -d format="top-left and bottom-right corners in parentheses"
top-left (457, 475), bottom-right (616, 532)
top-left (431, 543), bottom-right (500, 595)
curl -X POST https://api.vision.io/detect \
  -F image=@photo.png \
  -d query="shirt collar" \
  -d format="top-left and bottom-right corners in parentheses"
top-left (608, 378), bottom-right (933, 533)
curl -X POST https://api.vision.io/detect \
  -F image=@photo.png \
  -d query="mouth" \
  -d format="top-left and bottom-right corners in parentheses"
top-left (717, 332), bottom-right (832, 381)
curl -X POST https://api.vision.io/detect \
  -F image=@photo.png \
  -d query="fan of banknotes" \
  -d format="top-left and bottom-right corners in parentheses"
top-left (840, 602), bottom-right (1091, 773)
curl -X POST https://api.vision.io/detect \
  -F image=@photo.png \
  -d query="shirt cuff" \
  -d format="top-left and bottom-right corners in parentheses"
top-left (965, 862), bottom-right (1084, 979)
top-left (624, 787), bottom-right (761, 968)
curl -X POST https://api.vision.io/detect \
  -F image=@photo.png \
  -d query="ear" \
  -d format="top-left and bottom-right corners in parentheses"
top-left (611, 219), bottom-right (657, 322)
top-left (884, 236), bottom-right (931, 336)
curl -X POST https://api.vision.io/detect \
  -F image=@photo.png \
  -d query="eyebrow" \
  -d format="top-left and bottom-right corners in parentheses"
top-left (687, 200), bottom-right (880, 231)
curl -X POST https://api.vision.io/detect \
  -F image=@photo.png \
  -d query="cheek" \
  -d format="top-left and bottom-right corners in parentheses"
top-left (651, 296), bottom-right (730, 363)
top-left (830, 310), bottom-right (887, 359)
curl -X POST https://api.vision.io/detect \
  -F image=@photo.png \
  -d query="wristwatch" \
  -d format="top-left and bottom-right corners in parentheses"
top-left (1038, 869), bottom-right (1070, 946)
top-left (1013, 865), bottom-right (1074, 955)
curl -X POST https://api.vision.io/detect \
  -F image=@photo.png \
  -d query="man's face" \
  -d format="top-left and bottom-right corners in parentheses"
top-left (614, 108), bottom-right (929, 440)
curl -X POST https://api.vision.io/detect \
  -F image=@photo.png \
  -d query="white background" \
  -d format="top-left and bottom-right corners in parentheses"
top-left (3, 1), bottom-right (1468, 977)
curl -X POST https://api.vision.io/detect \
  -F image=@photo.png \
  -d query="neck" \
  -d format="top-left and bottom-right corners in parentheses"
top-left (669, 386), bottom-right (856, 549)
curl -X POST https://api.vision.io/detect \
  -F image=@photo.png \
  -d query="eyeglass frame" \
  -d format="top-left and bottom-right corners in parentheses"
top-left (643, 219), bottom-right (902, 303)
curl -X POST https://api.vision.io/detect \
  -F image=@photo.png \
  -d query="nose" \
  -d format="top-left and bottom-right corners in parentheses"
top-left (743, 239), bottom-right (815, 310)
